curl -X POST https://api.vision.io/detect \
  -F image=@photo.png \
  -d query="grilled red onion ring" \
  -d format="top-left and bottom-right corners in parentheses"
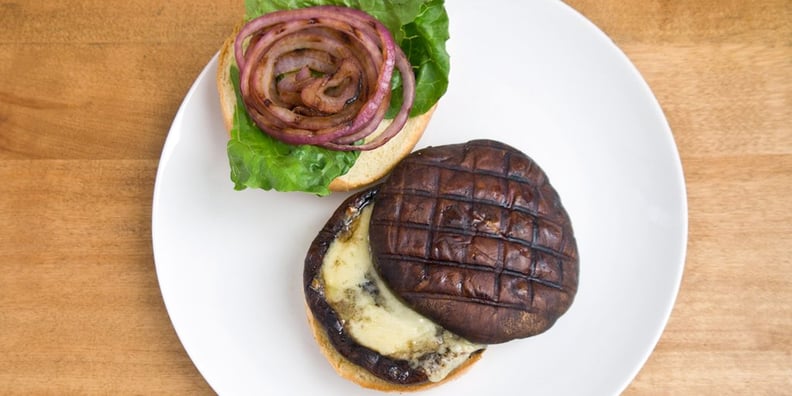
top-left (234, 6), bottom-right (415, 151)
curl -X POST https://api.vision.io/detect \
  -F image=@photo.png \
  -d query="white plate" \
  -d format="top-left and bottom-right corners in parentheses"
top-left (152, 2), bottom-right (687, 395)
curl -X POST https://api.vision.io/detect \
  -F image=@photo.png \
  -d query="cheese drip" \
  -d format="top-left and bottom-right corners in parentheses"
top-left (321, 205), bottom-right (484, 382)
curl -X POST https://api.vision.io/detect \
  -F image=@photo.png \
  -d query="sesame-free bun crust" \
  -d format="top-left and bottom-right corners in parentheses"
top-left (305, 304), bottom-right (483, 392)
top-left (215, 28), bottom-right (434, 192)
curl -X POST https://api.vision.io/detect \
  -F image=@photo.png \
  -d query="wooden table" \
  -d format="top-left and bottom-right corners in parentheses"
top-left (1, 1), bottom-right (789, 394)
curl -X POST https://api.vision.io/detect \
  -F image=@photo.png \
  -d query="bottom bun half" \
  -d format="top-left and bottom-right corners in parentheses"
top-left (303, 187), bottom-right (484, 392)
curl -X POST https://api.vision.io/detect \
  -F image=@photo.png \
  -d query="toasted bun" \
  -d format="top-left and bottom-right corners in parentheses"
top-left (216, 28), bottom-right (434, 192)
top-left (305, 304), bottom-right (483, 392)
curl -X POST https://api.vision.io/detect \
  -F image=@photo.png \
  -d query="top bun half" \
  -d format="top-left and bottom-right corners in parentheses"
top-left (215, 27), bottom-right (435, 192)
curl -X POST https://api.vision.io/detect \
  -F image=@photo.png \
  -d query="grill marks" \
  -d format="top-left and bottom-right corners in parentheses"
top-left (370, 140), bottom-right (579, 344)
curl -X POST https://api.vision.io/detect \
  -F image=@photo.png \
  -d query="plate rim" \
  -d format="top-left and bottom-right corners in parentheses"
top-left (151, 2), bottom-right (689, 394)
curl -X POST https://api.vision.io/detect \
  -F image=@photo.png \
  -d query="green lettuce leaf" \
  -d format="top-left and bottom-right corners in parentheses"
top-left (227, 66), bottom-right (359, 196)
top-left (231, 0), bottom-right (449, 194)
top-left (386, 0), bottom-right (449, 117)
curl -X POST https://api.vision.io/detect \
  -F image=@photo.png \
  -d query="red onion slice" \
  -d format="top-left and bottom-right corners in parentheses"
top-left (234, 6), bottom-right (415, 150)
top-left (320, 46), bottom-right (415, 151)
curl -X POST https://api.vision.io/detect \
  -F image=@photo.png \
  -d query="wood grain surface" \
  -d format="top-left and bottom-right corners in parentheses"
top-left (1, 1), bottom-right (790, 394)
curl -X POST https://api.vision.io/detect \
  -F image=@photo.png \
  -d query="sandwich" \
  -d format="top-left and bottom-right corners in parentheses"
top-left (216, 1), bottom-right (450, 195)
top-left (304, 140), bottom-right (580, 391)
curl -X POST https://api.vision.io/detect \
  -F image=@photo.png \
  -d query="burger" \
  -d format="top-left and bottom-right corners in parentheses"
top-left (216, 1), bottom-right (450, 195)
top-left (304, 140), bottom-right (580, 391)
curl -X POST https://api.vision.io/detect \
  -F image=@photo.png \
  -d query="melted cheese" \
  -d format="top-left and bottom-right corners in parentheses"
top-left (321, 205), bottom-right (484, 382)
